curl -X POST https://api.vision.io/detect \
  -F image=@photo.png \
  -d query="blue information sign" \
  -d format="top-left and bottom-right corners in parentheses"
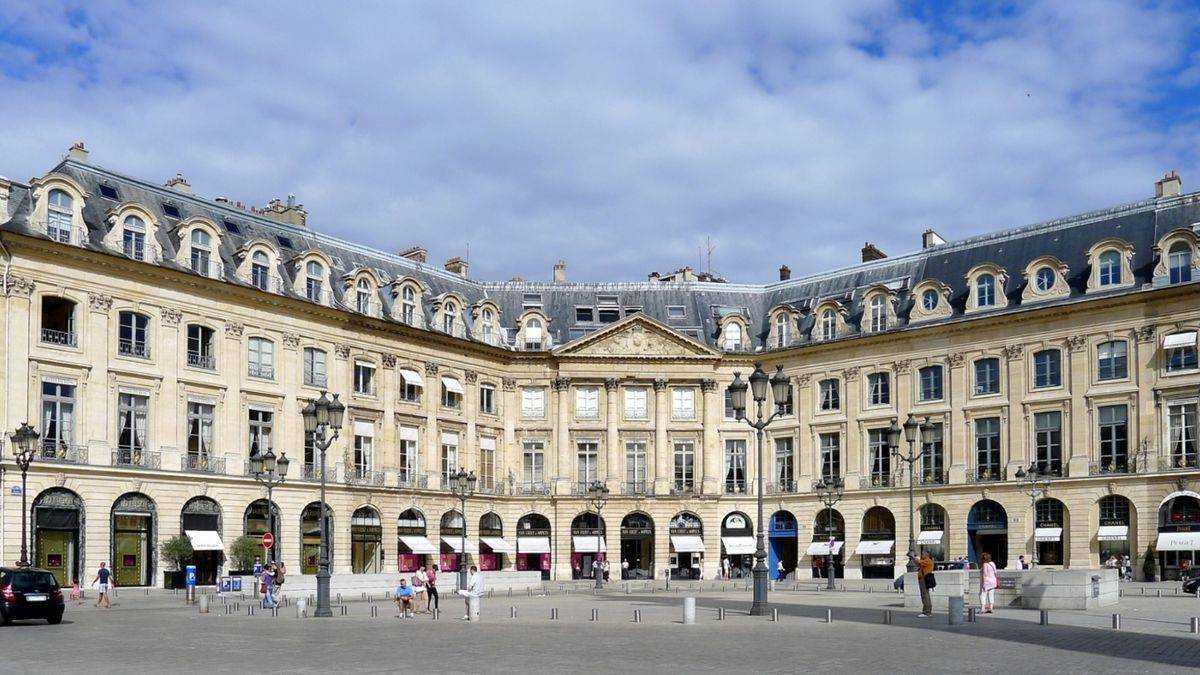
top-left (186, 565), bottom-right (197, 587)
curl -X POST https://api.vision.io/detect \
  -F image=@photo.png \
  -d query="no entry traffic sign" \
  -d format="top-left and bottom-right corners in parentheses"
top-left (262, 533), bottom-right (274, 549)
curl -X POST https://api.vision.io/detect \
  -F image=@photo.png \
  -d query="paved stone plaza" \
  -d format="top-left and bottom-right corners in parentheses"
top-left (5, 586), bottom-right (1200, 673)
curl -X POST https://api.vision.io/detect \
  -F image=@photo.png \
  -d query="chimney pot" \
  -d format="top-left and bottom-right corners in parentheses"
top-left (778, 265), bottom-right (791, 281)
top-left (921, 229), bottom-right (947, 250)
top-left (444, 256), bottom-right (469, 277)
top-left (553, 260), bottom-right (567, 283)
top-left (398, 246), bottom-right (427, 264)
top-left (861, 242), bottom-right (887, 262)
top-left (1156, 170), bottom-right (1182, 198)
top-left (165, 173), bottom-right (191, 194)
top-left (67, 142), bottom-right (89, 162)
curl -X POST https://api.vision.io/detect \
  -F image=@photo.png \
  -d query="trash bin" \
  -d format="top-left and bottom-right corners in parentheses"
top-left (947, 595), bottom-right (964, 625)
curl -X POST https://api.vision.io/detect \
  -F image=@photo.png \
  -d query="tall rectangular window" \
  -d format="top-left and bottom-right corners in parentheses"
top-left (724, 390), bottom-right (736, 419)
top-left (247, 337), bottom-right (274, 379)
top-left (1166, 335), bottom-right (1199, 372)
top-left (575, 387), bottom-right (599, 419)
top-left (479, 437), bottom-right (496, 489)
top-left (672, 388), bottom-right (695, 419)
top-left (774, 437), bottom-right (794, 491)
top-left (248, 408), bottom-right (273, 453)
top-left (1033, 349), bottom-right (1062, 388)
top-left (353, 423), bottom-right (374, 479)
top-left (186, 401), bottom-right (214, 467)
top-left (625, 388), bottom-right (648, 419)
top-left (353, 361), bottom-right (376, 395)
top-left (118, 311), bottom-right (150, 358)
top-left (1168, 402), bottom-right (1199, 469)
top-left (819, 379), bottom-right (840, 411)
top-left (522, 440), bottom-right (544, 486)
top-left (625, 441), bottom-right (647, 493)
top-left (1096, 341), bottom-right (1128, 381)
top-left (521, 388), bottom-right (545, 418)
top-left (117, 392), bottom-right (149, 464)
top-left (921, 422), bottom-right (944, 483)
top-left (673, 441), bottom-right (695, 491)
top-left (40, 381), bottom-right (75, 458)
top-left (974, 358), bottom-right (1000, 395)
top-left (919, 365), bottom-right (943, 401)
top-left (398, 426), bottom-right (418, 484)
top-left (867, 372), bottom-right (890, 406)
top-left (868, 429), bottom-right (890, 486)
top-left (819, 433), bottom-right (840, 482)
top-left (724, 439), bottom-right (746, 493)
top-left (576, 441), bottom-right (599, 488)
top-left (303, 347), bottom-right (327, 387)
top-left (1034, 411), bottom-right (1063, 475)
top-left (974, 417), bottom-right (1001, 480)
top-left (1097, 405), bottom-right (1128, 473)
top-left (479, 384), bottom-right (496, 415)
top-left (441, 432), bottom-right (459, 482)
top-left (186, 325), bottom-right (215, 370)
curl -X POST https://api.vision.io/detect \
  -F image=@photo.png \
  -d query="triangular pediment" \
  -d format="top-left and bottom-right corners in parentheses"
top-left (554, 315), bottom-right (719, 360)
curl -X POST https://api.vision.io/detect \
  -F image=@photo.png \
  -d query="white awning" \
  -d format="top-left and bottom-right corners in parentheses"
top-left (1164, 332), bottom-right (1197, 349)
top-left (670, 535), bottom-right (705, 553)
top-left (806, 540), bottom-right (844, 556)
top-left (398, 535), bottom-right (438, 555)
top-left (440, 431), bottom-right (459, 446)
top-left (441, 376), bottom-right (464, 394)
top-left (1157, 531), bottom-right (1200, 551)
top-left (185, 530), bottom-right (224, 552)
top-left (573, 535), bottom-right (608, 552)
top-left (918, 530), bottom-right (944, 544)
top-left (398, 426), bottom-right (419, 442)
top-left (353, 420), bottom-right (374, 436)
top-left (1098, 525), bottom-right (1129, 541)
top-left (1035, 527), bottom-right (1063, 542)
top-left (721, 536), bottom-right (756, 555)
top-left (479, 436), bottom-right (496, 451)
top-left (517, 536), bottom-right (551, 554)
top-left (480, 536), bottom-right (515, 553)
top-left (855, 540), bottom-right (894, 555)
top-left (441, 536), bottom-right (479, 554)
top-left (399, 369), bottom-right (425, 387)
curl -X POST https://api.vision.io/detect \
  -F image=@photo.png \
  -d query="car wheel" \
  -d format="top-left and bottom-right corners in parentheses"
top-left (0, 610), bottom-right (10, 626)
top-left (47, 613), bottom-right (63, 625)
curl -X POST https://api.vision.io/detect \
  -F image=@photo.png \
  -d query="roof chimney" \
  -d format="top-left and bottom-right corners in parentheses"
top-left (861, 242), bottom-right (887, 262)
top-left (264, 196), bottom-right (307, 227)
top-left (1156, 170), bottom-right (1182, 198)
top-left (165, 173), bottom-right (191, 194)
top-left (553, 260), bottom-right (567, 283)
top-left (648, 271), bottom-right (661, 281)
top-left (922, 229), bottom-right (947, 250)
top-left (398, 246), bottom-right (427, 264)
top-left (444, 256), bottom-right (469, 277)
top-left (778, 265), bottom-right (791, 281)
top-left (67, 142), bottom-right (89, 162)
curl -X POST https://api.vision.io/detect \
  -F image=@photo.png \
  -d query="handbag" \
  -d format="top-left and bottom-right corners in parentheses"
top-left (925, 572), bottom-right (937, 589)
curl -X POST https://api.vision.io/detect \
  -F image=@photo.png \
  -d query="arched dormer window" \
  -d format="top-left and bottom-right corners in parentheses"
top-left (910, 280), bottom-right (953, 323)
top-left (1169, 243), bottom-right (1193, 284)
top-left (389, 277), bottom-right (425, 328)
top-left (524, 317), bottom-right (543, 350)
top-left (251, 251), bottom-right (271, 290)
top-left (122, 215), bottom-right (147, 260)
top-left (103, 204), bottom-right (161, 263)
top-left (481, 308), bottom-right (494, 343)
top-left (190, 230), bottom-right (214, 275)
top-left (869, 296), bottom-right (886, 332)
top-left (47, 189), bottom-right (73, 243)
top-left (402, 286), bottom-right (417, 323)
top-left (766, 306), bottom-right (794, 349)
top-left (775, 313), bottom-right (790, 348)
top-left (30, 174), bottom-right (87, 246)
top-left (724, 322), bottom-right (743, 350)
top-left (1098, 251), bottom-right (1121, 287)
top-left (859, 288), bottom-right (897, 334)
top-left (1154, 230), bottom-right (1199, 286)
top-left (472, 302), bottom-right (502, 346)
top-left (516, 309), bottom-right (551, 350)
top-left (976, 274), bottom-right (996, 307)
top-left (443, 300), bottom-right (458, 334)
top-left (1086, 239), bottom-right (1134, 293)
top-left (965, 264), bottom-right (1008, 313)
top-left (821, 310), bottom-right (836, 340)
top-left (922, 289), bottom-right (938, 311)
top-left (356, 278), bottom-right (373, 314)
top-left (1021, 256), bottom-right (1070, 305)
top-left (306, 260), bottom-right (325, 302)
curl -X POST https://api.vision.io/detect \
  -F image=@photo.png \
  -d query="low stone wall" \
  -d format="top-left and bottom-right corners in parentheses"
top-left (903, 569), bottom-right (967, 611)
top-left (908, 568), bottom-right (1119, 611)
top-left (233, 570), bottom-right (543, 595)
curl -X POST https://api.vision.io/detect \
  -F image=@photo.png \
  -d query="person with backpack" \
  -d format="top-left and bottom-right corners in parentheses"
top-left (916, 550), bottom-right (935, 617)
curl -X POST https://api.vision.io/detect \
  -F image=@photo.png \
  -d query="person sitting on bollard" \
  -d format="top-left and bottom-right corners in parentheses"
top-left (395, 578), bottom-right (416, 618)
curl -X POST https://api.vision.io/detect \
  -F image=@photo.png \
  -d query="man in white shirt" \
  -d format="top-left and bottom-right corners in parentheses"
top-left (458, 565), bottom-right (484, 621)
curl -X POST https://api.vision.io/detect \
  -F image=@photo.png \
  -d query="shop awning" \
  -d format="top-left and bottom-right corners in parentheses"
top-left (441, 376), bottom-right (464, 394)
top-left (399, 368), bottom-right (425, 387)
top-left (185, 530), bottom-right (224, 552)
top-left (917, 530), bottom-right (944, 544)
top-left (517, 536), bottom-right (551, 554)
top-left (573, 535), bottom-right (608, 553)
top-left (480, 536), bottom-right (515, 553)
top-left (1157, 531), bottom-right (1200, 551)
top-left (855, 540), bottom-right (894, 555)
top-left (806, 540), bottom-right (844, 556)
top-left (399, 535), bottom-right (438, 555)
top-left (1098, 525), bottom-right (1129, 541)
top-left (1035, 527), bottom-right (1063, 542)
top-left (670, 535), bottom-right (705, 553)
top-left (1164, 332), bottom-right (1197, 349)
top-left (441, 536), bottom-right (479, 554)
top-left (721, 536), bottom-right (756, 555)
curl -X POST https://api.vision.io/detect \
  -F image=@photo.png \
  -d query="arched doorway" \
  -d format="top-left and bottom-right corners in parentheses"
top-left (1035, 498), bottom-right (1068, 566)
top-left (181, 496), bottom-right (223, 585)
top-left (720, 512), bottom-right (754, 579)
top-left (351, 506), bottom-right (383, 574)
top-left (478, 512), bottom-right (512, 571)
top-left (1157, 491), bottom-right (1200, 580)
top-left (439, 510), bottom-right (477, 574)
top-left (858, 507), bottom-right (896, 579)
top-left (1098, 495), bottom-right (1134, 569)
top-left (32, 488), bottom-right (84, 587)
top-left (967, 499), bottom-right (1007, 568)
top-left (300, 502), bottom-right (333, 575)
top-left (243, 499), bottom-right (281, 566)
top-left (808, 509), bottom-right (844, 579)
top-left (669, 512), bottom-right (704, 580)
top-left (111, 493), bottom-right (155, 586)
top-left (620, 512), bottom-right (654, 579)
top-left (516, 513), bottom-right (552, 579)
top-left (768, 511), bottom-right (797, 581)
top-left (397, 508), bottom-right (435, 572)
top-left (918, 503), bottom-right (948, 561)
top-left (570, 512), bottom-right (607, 579)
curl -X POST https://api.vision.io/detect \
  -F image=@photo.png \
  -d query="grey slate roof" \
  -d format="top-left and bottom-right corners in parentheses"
top-left (3, 157), bottom-right (1198, 352)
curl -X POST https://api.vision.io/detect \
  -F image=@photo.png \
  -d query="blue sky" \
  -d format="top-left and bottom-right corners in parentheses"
top-left (1, 1), bottom-right (1197, 283)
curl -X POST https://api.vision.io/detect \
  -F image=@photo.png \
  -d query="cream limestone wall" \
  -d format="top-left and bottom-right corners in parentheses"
top-left (1, 232), bottom-right (1198, 584)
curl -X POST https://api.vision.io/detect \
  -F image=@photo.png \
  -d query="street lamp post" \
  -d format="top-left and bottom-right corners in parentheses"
top-left (300, 392), bottom-right (345, 618)
top-left (813, 476), bottom-right (845, 589)
top-left (448, 468), bottom-right (477, 590)
top-left (250, 444), bottom-right (290, 564)
top-left (1015, 464), bottom-right (1050, 568)
top-left (587, 481), bottom-right (610, 590)
top-left (891, 414), bottom-right (935, 572)
top-left (728, 363), bottom-right (793, 616)
top-left (9, 422), bottom-right (39, 567)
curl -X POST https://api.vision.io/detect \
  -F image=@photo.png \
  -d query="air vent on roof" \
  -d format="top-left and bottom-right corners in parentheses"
top-left (276, 235), bottom-right (294, 249)
top-left (222, 220), bottom-right (241, 234)
top-left (161, 203), bottom-right (181, 218)
top-left (98, 184), bottom-right (119, 200)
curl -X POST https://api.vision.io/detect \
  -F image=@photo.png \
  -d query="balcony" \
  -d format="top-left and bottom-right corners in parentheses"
top-left (724, 483), bottom-right (748, 495)
top-left (671, 484), bottom-right (697, 496)
top-left (247, 362), bottom-right (274, 380)
top-left (184, 453), bottom-right (225, 474)
top-left (190, 258), bottom-right (224, 280)
top-left (46, 224), bottom-right (88, 247)
top-left (117, 338), bottom-right (151, 359)
top-left (917, 471), bottom-right (948, 486)
top-left (515, 482), bottom-right (551, 496)
top-left (967, 467), bottom-right (1004, 483)
top-left (304, 373), bottom-right (328, 389)
top-left (861, 474), bottom-right (899, 489)
top-left (121, 241), bottom-right (162, 263)
top-left (1089, 461), bottom-right (1131, 476)
top-left (187, 351), bottom-right (216, 370)
top-left (1161, 454), bottom-right (1199, 472)
top-left (398, 473), bottom-right (429, 489)
top-left (480, 481), bottom-right (505, 495)
top-left (765, 481), bottom-right (796, 495)
top-left (623, 481), bottom-right (651, 496)
top-left (40, 441), bottom-right (87, 464)
top-left (346, 468), bottom-right (385, 487)
top-left (40, 328), bottom-right (77, 347)
top-left (112, 448), bottom-right (160, 469)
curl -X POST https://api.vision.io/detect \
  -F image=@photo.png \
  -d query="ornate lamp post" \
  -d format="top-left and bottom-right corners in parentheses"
top-left (300, 391), bottom-right (345, 618)
top-left (891, 414), bottom-right (935, 572)
top-left (587, 480), bottom-right (610, 589)
top-left (813, 476), bottom-right (845, 589)
top-left (448, 468), bottom-right (477, 589)
top-left (250, 444), bottom-right (290, 563)
top-left (728, 363), bottom-right (793, 616)
top-left (1015, 463), bottom-right (1051, 568)
top-left (9, 422), bottom-right (39, 567)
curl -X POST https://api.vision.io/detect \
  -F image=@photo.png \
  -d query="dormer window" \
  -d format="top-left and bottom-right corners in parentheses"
top-left (976, 274), bottom-right (996, 307)
top-left (356, 279), bottom-right (372, 314)
top-left (821, 310), bottom-right (836, 341)
top-left (122, 216), bottom-right (146, 260)
top-left (190, 230), bottom-right (212, 275)
top-left (251, 251), bottom-right (270, 290)
top-left (921, 289), bottom-right (938, 311)
top-left (1035, 267), bottom-right (1055, 293)
top-left (443, 301), bottom-right (458, 334)
top-left (47, 189), bottom-right (73, 243)
top-left (524, 318), bottom-right (543, 350)
top-left (305, 261), bottom-right (324, 302)
top-left (401, 286), bottom-right (417, 325)
top-left (1098, 250), bottom-right (1122, 287)
top-left (775, 314), bottom-right (790, 348)
top-left (723, 322), bottom-right (742, 350)
top-left (1169, 243), bottom-right (1193, 284)
top-left (869, 296), bottom-right (886, 332)
top-left (481, 308), bottom-right (494, 343)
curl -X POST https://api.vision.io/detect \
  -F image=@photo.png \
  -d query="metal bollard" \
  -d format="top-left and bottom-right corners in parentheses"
top-left (247, 606), bottom-right (255, 616)
top-left (510, 606), bottom-right (517, 619)
top-left (591, 608), bottom-right (599, 622)
top-left (1192, 617), bottom-right (1199, 635)
top-left (1157, 590), bottom-right (1162, 598)
top-left (271, 607), bottom-right (279, 617)
top-left (370, 606), bottom-right (378, 618)
top-left (883, 610), bottom-right (892, 625)
top-left (683, 597), bottom-right (695, 625)
top-left (1040, 610), bottom-right (1050, 626)
top-left (825, 609), bottom-right (833, 623)
top-left (625, 585), bottom-right (631, 595)
top-left (633, 609), bottom-right (641, 623)
top-left (340, 605), bottom-right (348, 616)
top-left (967, 607), bottom-right (977, 623)
top-left (337, 593), bottom-right (343, 603)
top-left (550, 608), bottom-right (558, 620)
top-left (771, 608), bottom-right (779, 622)
top-left (433, 608), bottom-right (441, 621)
top-left (199, 595), bottom-right (210, 614)
top-left (1112, 613), bottom-right (1121, 630)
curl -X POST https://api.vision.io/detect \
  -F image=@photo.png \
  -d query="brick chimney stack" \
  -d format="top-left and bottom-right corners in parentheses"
top-left (265, 195), bottom-right (307, 227)
top-left (861, 242), bottom-right (887, 262)
top-left (398, 246), bottom-right (427, 263)
top-left (445, 256), bottom-right (469, 277)
top-left (779, 265), bottom-right (791, 281)
top-left (67, 142), bottom-right (89, 162)
top-left (165, 173), bottom-right (192, 194)
top-left (1156, 170), bottom-right (1182, 198)
top-left (553, 260), bottom-right (567, 283)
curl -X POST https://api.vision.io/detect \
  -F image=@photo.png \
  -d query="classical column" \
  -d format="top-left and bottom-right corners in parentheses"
top-left (423, 362), bottom-right (441, 487)
top-left (794, 374), bottom-right (813, 488)
top-left (652, 379), bottom-right (671, 494)
top-left (158, 308), bottom-right (183, 471)
top-left (1065, 335), bottom-right (1090, 477)
top-left (701, 379), bottom-right (721, 495)
top-left (605, 378), bottom-right (621, 485)
top-left (1002, 345), bottom-right (1026, 477)
top-left (554, 377), bottom-right (572, 493)
top-left (947, 352), bottom-right (967, 483)
top-left (842, 368), bottom-right (861, 483)
top-left (502, 378), bottom-right (518, 487)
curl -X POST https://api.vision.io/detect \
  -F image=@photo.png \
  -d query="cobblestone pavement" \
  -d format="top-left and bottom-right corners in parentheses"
top-left (4, 587), bottom-right (1200, 674)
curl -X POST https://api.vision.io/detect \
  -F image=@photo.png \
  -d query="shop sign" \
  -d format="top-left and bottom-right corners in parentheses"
top-left (998, 577), bottom-right (1018, 590)
top-left (621, 527), bottom-right (653, 536)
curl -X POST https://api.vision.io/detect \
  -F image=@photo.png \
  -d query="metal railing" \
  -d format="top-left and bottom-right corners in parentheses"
top-left (724, 482), bottom-right (748, 495)
top-left (184, 453), bottom-right (225, 474)
top-left (40, 328), bottom-right (77, 347)
top-left (623, 481), bottom-right (650, 496)
top-left (247, 273), bottom-right (283, 294)
top-left (117, 338), bottom-right (151, 359)
top-left (190, 258), bottom-right (224, 279)
top-left (46, 225), bottom-right (88, 247)
top-left (247, 362), bottom-right (274, 379)
top-left (1089, 461), bottom-right (1131, 476)
top-left (1161, 454), bottom-right (1199, 472)
top-left (40, 441), bottom-right (87, 464)
top-left (397, 473), bottom-right (428, 489)
top-left (967, 467), bottom-right (1004, 483)
top-left (766, 481), bottom-right (797, 494)
top-left (861, 474), bottom-right (899, 489)
top-left (671, 484), bottom-right (697, 496)
top-left (515, 482), bottom-right (551, 496)
top-left (304, 373), bottom-right (328, 388)
top-left (121, 241), bottom-right (161, 263)
top-left (346, 468), bottom-right (385, 486)
top-left (187, 351), bottom-right (216, 370)
top-left (304, 287), bottom-right (334, 306)
top-left (112, 448), bottom-right (160, 469)
top-left (917, 471), bottom-right (948, 486)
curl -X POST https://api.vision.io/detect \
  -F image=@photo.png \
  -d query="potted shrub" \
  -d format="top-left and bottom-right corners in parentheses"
top-left (228, 535), bottom-right (260, 576)
top-left (160, 535), bottom-right (194, 589)
top-left (1143, 544), bottom-right (1158, 582)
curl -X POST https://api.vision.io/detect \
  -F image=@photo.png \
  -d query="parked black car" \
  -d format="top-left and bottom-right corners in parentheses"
top-left (0, 567), bottom-right (65, 625)
top-left (1183, 574), bottom-right (1200, 596)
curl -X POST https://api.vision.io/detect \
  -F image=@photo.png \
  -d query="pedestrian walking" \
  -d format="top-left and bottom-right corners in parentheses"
top-left (1016, 555), bottom-right (1026, 571)
top-left (979, 552), bottom-right (997, 614)
top-left (91, 562), bottom-right (114, 608)
top-left (261, 564), bottom-right (277, 609)
top-left (458, 565), bottom-right (484, 621)
top-left (426, 564), bottom-right (440, 612)
top-left (602, 559), bottom-right (611, 582)
top-left (1123, 555), bottom-right (1133, 582)
top-left (413, 565), bottom-right (430, 612)
top-left (916, 551), bottom-right (935, 617)
top-left (70, 577), bottom-right (82, 605)
top-left (621, 559), bottom-right (630, 580)
top-left (776, 559), bottom-right (786, 581)
top-left (721, 557), bottom-right (730, 580)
